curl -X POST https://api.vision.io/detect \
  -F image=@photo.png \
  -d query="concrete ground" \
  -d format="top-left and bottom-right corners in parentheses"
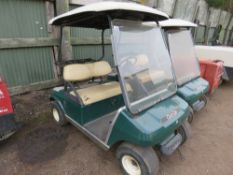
top-left (0, 82), bottom-right (233, 175)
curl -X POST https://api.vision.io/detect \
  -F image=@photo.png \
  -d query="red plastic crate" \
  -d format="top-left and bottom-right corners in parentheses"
top-left (0, 77), bottom-right (13, 116)
top-left (199, 59), bottom-right (224, 94)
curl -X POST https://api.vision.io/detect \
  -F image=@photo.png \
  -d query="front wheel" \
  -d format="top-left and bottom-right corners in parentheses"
top-left (51, 102), bottom-right (68, 126)
top-left (116, 142), bottom-right (159, 175)
top-left (177, 120), bottom-right (192, 145)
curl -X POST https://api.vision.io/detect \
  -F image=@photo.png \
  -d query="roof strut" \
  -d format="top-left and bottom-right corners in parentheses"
top-left (97, 29), bottom-right (106, 61)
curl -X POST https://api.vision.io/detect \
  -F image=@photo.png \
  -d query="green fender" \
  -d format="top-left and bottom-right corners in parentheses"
top-left (107, 95), bottom-right (190, 147)
top-left (177, 77), bottom-right (209, 105)
top-left (50, 90), bottom-right (67, 113)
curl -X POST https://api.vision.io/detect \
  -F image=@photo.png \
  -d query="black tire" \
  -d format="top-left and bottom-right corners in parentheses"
top-left (200, 95), bottom-right (207, 108)
top-left (177, 120), bottom-right (192, 145)
top-left (188, 107), bottom-right (194, 124)
top-left (116, 142), bottom-right (159, 175)
top-left (51, 102), bottom-right (68, 126)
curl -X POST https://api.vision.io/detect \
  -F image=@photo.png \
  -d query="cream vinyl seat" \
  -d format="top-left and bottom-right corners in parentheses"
top-left (70, 81), bottom-right (121, 105)
top-left (137, 70), bottom-right (167, 83)
top-left (130, 54), bottom-right (167, 83)
top-left (63, 61), bottom-right (122, 105)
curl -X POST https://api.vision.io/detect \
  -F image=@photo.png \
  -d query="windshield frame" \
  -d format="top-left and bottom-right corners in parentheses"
top-left (110, 19), bottom-right (177, 114)
top-left (165, 28), bottom-right (201, 86)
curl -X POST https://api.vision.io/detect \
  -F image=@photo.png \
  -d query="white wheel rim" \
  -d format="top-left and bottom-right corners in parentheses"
top-left (122, 155), bottom-right (141, 175)
top-left (53, 108), bottom-right (60, 122)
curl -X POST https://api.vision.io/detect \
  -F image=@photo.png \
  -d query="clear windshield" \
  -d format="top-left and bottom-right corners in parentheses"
top-left (167, 30), bottom-right (200, 85)
top-left (111, 19), bottom-right (176, 114)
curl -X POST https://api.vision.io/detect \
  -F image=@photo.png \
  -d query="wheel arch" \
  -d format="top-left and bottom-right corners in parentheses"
top-left (51, 97), bottom-right (66, 114)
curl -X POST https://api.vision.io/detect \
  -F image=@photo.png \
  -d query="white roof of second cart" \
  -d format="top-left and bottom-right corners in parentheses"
top-left (49, 1), bottom-right (169, 29)
top-left (159, 19), bottom-right (197, 28)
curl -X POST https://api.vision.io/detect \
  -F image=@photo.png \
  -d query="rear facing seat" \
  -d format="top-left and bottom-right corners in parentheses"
top-left (63, 61), bottom-right (122, 105)
top-left (137, 70), bottom-right (168, 83)
top-left (125, 54), bottom-right (168, 83)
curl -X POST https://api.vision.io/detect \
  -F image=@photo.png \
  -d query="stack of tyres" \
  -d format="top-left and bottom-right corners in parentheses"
top-left (0, 77), bottom-right (20, 141)
top-left (199, 59), bottom-right (224, 94)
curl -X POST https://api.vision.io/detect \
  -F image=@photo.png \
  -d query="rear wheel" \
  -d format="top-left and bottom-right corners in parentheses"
top-left (177, 120), bottom-right (192, 145)
top-left (52, 102), bottom-right (68, 126)
top-left (116, 142), bottom-right (159, 175)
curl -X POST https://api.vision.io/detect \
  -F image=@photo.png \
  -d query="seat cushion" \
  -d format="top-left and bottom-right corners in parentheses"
top-left (137, 70), bottom-right (167, 83)
top-left (70, 81), bottom-right (121, 105)
top-left (63, 61), bottom-right (112, 82)
top-left (63, 64), bottom-right (92, 81)
top-left (93, 61), bottom-right (112, 77)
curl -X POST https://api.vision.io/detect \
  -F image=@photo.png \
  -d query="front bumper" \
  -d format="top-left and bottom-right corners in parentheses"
top-left (160, 133), bottom-right (182, 156)
top-left (0, 113), bottom-right (20, 138)
top-left (177, 77), bottom-right (209, 105)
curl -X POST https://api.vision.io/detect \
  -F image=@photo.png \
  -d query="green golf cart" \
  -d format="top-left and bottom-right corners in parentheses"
top-left (160, 19), bottom-right (209, 123)
top-left (50, 2), bottom-right (192, 175)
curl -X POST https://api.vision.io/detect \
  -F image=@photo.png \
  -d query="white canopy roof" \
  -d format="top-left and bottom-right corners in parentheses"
top-left (49, 1), bottom-right (169, 29)
top-left (159, 19), bottom-right (197, 28)
top-left (195, 45), bottom-right (233, 67)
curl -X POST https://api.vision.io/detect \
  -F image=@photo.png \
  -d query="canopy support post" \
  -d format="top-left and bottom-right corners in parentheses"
top-left (98, 29), bottom-right (106, 61)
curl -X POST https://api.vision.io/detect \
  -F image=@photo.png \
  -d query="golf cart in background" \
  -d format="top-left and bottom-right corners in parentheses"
top-left (195, 45), bottom-right (233, 81)
top-left (0, 76), bottom-right (20, 141)
top-left (49, 2), bottom-right (192, 175)
top-left (160, 19), bottom-right (209, 123)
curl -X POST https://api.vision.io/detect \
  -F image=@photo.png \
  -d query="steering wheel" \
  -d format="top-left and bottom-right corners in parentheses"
top-left (119, 56), bottom-right (138, 67)
top-left (131, 68), bottom-right (150, 95)
top-left (118, 56), bottom-right (150, 96)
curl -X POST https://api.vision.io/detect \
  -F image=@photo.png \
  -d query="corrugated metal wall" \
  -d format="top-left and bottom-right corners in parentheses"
top-left (0, 48), bottom-right (54, 87)
top-left (73, 45), bottom-right (114, 65)
top-left (70, 5), bottom-right (114, 66)
top-left (0, 0), bottom-right (48, 38)
top-left (0, 0), bottom-right (55, 88)
top-left (0, 1), bottom-right (115, 92)
top-left (157, 0), bottom-right (233, 45)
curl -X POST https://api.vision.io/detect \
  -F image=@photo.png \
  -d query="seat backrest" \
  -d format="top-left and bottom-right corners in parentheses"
top-left (134, 54), bottom-right (149, 67)
top-left (93, 61), bottom-right (112, 77)
top-left (137, 70), bottom-right (167, 83)
top-left (63, 64), bottom-right (92, 81)
top-left (63, 61), bottom-right (112, 82)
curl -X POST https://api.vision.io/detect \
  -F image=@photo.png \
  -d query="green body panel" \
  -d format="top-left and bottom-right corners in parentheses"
top-left (52, 87), bottom-right (190, 148)
top-left (51, 89), bottom-right (124, 125)
top-left (80, 95), bottom-right (124, 124)
top-left (177, 77), bottom-right (209, 105)
top-left (107, 95), bottom-right (189, 147)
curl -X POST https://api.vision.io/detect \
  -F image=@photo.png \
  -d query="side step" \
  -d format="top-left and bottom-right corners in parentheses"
top-left (160, 133), bottom-right (182, 156)
top-left (84, 111), bottom-right (117, 142)
top-left (192, 96), bottom-right (207, 112)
